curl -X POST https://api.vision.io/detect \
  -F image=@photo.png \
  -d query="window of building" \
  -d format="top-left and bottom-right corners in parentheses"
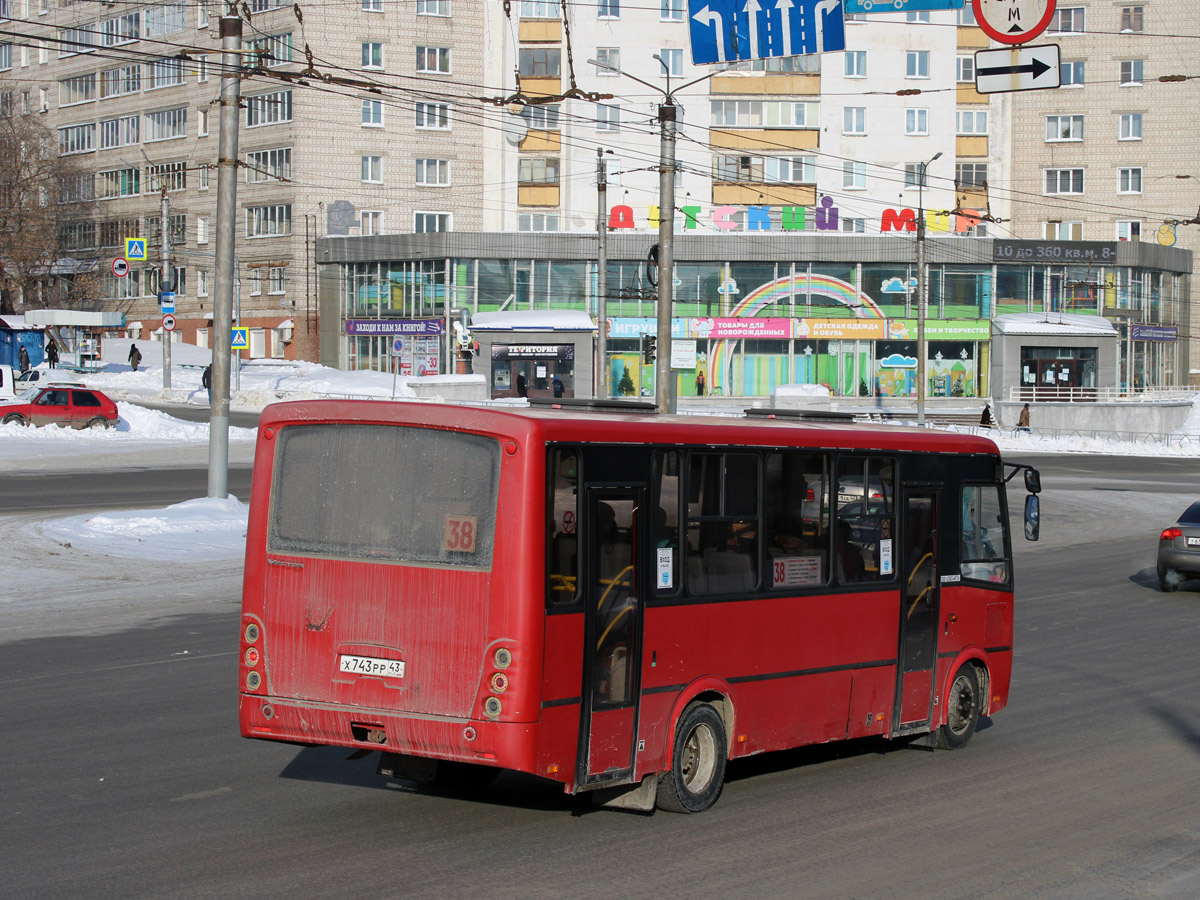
top-left (659, 48), bottom-right (683, 77)
top-left (100, 12), bottom-right (140, 46)
top-left (746, 55), bottom-right (820, 73)
top-left (246, 147), bottom-right (291, 182)
top-left (843, 107), bottom-right (865, 135)
top-left (414, 212), bottom-right (451, 233)
top-left (1049, 7), bottom-right (1085, 33)
top-left (197, 216), bottom-right (209, 244)
top-left (905, 108), bottom-right (928, 135)
top-left (843, 161), bottom-right (866, 189)
top-left (521, 104), bottom-right (560, 130)
top-left (198, 0), bottom-right (209, 28)
top-left (661, 0), bottom-right (683, 21)
top-left (519, 48), bottom-right (560, 76)
top-left (1120, 6), bottom-right (1143, 32)
top-left (956, 162), bottom-right (988, 187)
top-left (416, 46), bottom-right (450, 73)
top-left (59, 26), bottom-right (97, 56)
top-left (145, 160), bottom-right (186, 192)
top-left (520, 0), bottom-right (556, 16)
top-left (58, 122), bottom-right (95, 155)
top-left (596, 103), bottom-right (620, 132)
top-left (362, 41), bottom-right (383, 70)
top-left (956, 109), bottom-right (988, 134)
top-left (1045, 114), bottom-right (1084, 141)
top-left (247, 33), bottom-right (291, 68)
top-left (100, 64), bottom-right (141, 98)
top-left (146, 58), bottom-right (184, 90)
top-left (361, 154), bottom-right (382, 183)
top-left (518, 157), bottom-right (558, 183)
top-left (249, 268), bottom-right (262, 295)
top-left (417, 0), bottom-right (450, 15)
top-left (197, 269), bottom-right (209, 297)
top-left (269, 266), bottom-right (286, 294)
top-left (845, 50), bottom-right (866, 78)
top-left (198, 108), bottom-right (209, 136)
top-left (416, 158), bottom-right (451, 185)
top-left (361, 98), bottom-right (383, 126)
top-left (594, 47), bottom-right (619, 75)
top-left (955, 56), bottom-right (974, 83)
top-left (96, 167), bottom-right (138, 199)
top-left (1043, 221), bottom-right (1083, 240)
top-left (1044, 169), bottom-right (1084, 195)
top-left (58, 73), bottom-right (95, 106)
top-left (597, 0), bottom-right (618, 18)
top-left (415, 101), bottom-right (450, 129)
top-left (59, 173), bottom-right (95, 204)
top-left (1118, 167), bottom-right (1142, 194)
top-left (145, 3), bottom-right (187, 37)
top-left (1061, 60), bottom-right (1085, 85)
top-left (906, 50), bottom-right (929, 79)
top-left (1119, 60), bottom-right (1143, 85)
top-left (246, 204), bottom-right (292, 237)
top-left (246, 91), bottom-right (291, 127)
top-left (1116, 221), bottom-right (1141, 241)
top-left (1119, 113), bottom-right (1142, 140)
top-left (711, 99), bottom-right (820, 128)
top-left (841, 217), bottom-right (865, 233)
top-left (518, 212), bottom-right (559, 232)
top-left (362, 0), bottom-right (382, 10)
top-left (957, 4), bottom-right (976, 25)
top-left (906, 10), bottom-right (929, 22)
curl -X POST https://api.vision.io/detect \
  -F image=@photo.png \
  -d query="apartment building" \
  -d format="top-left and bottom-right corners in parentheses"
top-left (0, 0), bottom-right (488, 361)
top-left (1004, 1), bottom-right (1198, 385)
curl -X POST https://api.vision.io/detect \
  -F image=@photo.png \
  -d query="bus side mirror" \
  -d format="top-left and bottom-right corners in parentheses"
top-left (1024, 469), bottom-right (1041, 494)
top-left (1024, 495), bottom-right (1040, 542)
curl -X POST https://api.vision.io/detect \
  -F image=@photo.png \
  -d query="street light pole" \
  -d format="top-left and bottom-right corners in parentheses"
top-left (916, 150), bottom-right (941, 427)
top-left (596, 147), bottom-right (608, 399)
top-left (655, 100), bottom-right (677, 415)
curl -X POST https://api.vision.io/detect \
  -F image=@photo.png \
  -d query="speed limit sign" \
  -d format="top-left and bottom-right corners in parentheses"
top-left (112, 258), bottom-right (129, 278)
top-left (162, 314), bottom-right (176, 332)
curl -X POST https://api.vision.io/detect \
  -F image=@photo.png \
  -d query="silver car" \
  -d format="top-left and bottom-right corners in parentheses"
top-left (1157, 501), bottom-right (1200, 591)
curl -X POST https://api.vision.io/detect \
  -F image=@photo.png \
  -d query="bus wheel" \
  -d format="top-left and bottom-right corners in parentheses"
top-left (656, 702), bottom-right (727, 813)
top-left (938, 665), bottom-right (981, 750)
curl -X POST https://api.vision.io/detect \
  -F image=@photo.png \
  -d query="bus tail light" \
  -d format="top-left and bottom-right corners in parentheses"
top-left (490, 672), bottom-right (509, 693)
top-left (242, 617), bottom-right (265, 693)
top-left (483, 697), bottom-right (502, 717)
top-left (1161, 527), bottom-right (1182, 542)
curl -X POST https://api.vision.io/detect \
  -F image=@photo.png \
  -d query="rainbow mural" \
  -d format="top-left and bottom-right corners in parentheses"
top-left (710, 273), bottom-right (882, 395)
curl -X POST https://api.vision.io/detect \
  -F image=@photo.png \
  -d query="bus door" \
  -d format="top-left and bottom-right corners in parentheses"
top-left (896, 490), bottom-right (939, 730)
top-left (579, 487), bottom-right (644, 787)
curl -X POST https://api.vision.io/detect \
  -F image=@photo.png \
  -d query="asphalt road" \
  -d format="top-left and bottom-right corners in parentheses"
top-left (0, 466), bottom-right (255, 513)
top-left (4, 454), bottom-right (1200, 899)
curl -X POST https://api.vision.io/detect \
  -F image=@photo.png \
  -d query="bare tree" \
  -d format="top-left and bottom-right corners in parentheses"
top-left (0, 113), bottom-right (99, 314)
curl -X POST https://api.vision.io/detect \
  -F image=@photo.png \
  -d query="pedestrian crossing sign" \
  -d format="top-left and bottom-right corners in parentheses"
top-left (231, 327), bottom-right (250, 350)
top-left (125, 238), bottom-right (147, 261)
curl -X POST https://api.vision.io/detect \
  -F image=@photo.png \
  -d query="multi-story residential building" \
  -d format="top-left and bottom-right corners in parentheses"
top-left (1004, 1), bottom-right (1198, 386)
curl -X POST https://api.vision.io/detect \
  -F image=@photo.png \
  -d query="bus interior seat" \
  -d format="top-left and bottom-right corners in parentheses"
top-left (705, 550), bottom-right (755, 592)
top-left (687, 554), bottom-right (707, 593)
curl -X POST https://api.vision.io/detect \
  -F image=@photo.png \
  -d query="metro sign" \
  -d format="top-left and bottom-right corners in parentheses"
top-left (688, 0), bottom-right (846, 65)
top-left (973, 0), bottom-right (1056, 45)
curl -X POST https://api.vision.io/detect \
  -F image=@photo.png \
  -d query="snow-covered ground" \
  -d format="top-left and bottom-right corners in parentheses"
top-left (2, 338), bottom-right (1198, 640)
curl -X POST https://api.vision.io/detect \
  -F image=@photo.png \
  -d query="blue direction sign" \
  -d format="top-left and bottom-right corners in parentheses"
top-left (844, 0), bottom-right (962, 13)
top-left (688, 0), bottom-right (846, 65)
top-left (231, 327), bottom-right (249, 350)
top-left (159, 291), bottom-right (175, 314)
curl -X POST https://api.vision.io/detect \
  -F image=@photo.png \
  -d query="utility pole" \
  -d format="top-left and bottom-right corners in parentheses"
top-left (208, 11), bottom-right (242, 498)
top-left (655, 101), bottom-right (677, 415)
top-left (596, 147), bottom-right (608, 399)
top-left (159, 187), bottom-right (172, 389)
top-left (915, 150), bottom-right (941, 427)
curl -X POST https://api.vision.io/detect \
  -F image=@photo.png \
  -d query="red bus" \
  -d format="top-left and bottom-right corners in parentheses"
top-left (239, 401), bottom-right (1040, 813)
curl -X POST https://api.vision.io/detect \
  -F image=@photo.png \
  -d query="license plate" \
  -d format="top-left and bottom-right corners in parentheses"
top-left (339, 654), bottom-right (405, 678)
top-left (1187, 537), bottom-right (1200, 547)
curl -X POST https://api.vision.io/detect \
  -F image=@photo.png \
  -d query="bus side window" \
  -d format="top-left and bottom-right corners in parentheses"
top-left (960, 484), bottom-right (1010, 584)
top-left (652, 450), bottom-right (681, 594)
top-left (765, 452), bottom-right (830, 588)
top-left (836, 456), bottom-right (896, 584)
top-left (548, 448), bottom-right (580, 605)
top-left (687, 452), bottom-right (760, 594)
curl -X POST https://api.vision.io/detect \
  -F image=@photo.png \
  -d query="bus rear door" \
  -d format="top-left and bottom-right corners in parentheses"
top-left (896, 490), bottom-right (939, 731)
top-left (579, 487), bottom-right (645, 787)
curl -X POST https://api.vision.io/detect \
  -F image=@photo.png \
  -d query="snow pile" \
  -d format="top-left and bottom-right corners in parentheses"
top-left (0, 402), bottom-right (256, 443)
top-left (39, 496), bottom-right (248, 560)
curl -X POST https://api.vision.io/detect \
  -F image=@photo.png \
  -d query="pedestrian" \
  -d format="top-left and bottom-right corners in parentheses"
top-left (980, 404), bottom-right (993, 428)
top-left (696, 370), bottom-right (706, 396)
top-left (202, 364), bottom-right (212, 404)
top-left (1018, 402), bottom-right (1031, 433)
top-left (552, 374), bottom-right (564, 398)
top-left (17, 345), bottom-right (30, 373)
top-left (516, 372), bottom-right (527, 398)
top-left (45, 338), bottom-right (59, 369)
top-left (128, 342), bottom-right (142, 372)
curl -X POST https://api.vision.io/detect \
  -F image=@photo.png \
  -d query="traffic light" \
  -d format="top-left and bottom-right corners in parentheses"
top-left (643, 336), bottom-right (657, 364)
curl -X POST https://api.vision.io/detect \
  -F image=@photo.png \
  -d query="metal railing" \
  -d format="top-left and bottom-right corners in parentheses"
top-left (942, 422), bottom-right (1198, 450)
top-left (1004, 385), bottom-right (1197, 403)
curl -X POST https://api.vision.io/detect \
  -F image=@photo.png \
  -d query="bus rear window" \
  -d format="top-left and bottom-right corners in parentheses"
top-left (268, 424), bottom-right (500, 568)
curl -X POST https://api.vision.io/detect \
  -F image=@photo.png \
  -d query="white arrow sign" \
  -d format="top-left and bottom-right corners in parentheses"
top-left (975, 43), bottom-right (1061, 94)
top-left (744, 0), bottom-right (762, 59)
top-left (776, 0), bottom-right (795, 56)
top-left (692, 4), bottom-right (726, 62)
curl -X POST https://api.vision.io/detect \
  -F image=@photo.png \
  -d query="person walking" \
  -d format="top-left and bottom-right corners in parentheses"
top-left (516, 372), bottom-right (528, 398)
top-left (128, 343), bottom-right (142, 372)
top-left (552, 374), bottom-right (564, 398)
top-left (980, 404), bottom-right (993, 428)
top-left (1018, 403), bottom-right (1031, 432)
top-left (17, 345), bottom-right (30, 373)
top-left (201, 364), bottom-right (212, 405)
top-left (696, 370), bottom-right (706, 396)
top-left (45, 338), bottom-right (59, 369)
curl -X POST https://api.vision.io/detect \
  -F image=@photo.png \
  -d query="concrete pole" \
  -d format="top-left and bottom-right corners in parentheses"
top-left (915, 151), bottom-right (941, 427)
top-left (160, 188), bottom-right (172, 389)
top-left (208, 13), bottom-right (242, 498)
top-left (655, 101), bottom-right (677, 415)
top-left (596, 147), bottom-right (608, 399)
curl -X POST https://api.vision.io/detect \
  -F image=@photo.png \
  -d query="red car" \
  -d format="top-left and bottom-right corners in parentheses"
top-left (1, 384), bottom-right (120, 429)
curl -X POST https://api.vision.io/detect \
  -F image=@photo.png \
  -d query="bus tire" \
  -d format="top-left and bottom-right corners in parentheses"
top-left (937, 664), bottom-right (981, 750)
top-left (656, 702), bottom-right (727, 813)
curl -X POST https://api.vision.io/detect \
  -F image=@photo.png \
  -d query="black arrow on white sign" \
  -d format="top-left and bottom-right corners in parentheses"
top-left (978, 58), bottom-right (1052, 79)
